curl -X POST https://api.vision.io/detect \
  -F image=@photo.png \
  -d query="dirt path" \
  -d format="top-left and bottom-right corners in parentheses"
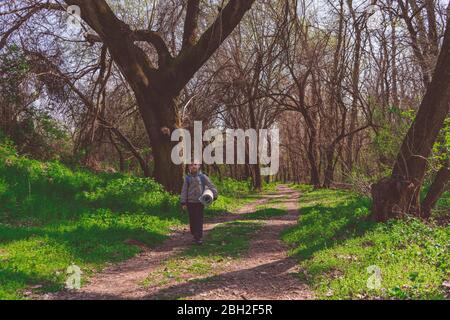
top-left (47, 186), bottom-right (312, 300)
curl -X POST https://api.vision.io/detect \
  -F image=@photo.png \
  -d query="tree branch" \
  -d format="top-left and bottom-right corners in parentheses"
top-left (0, 3), bottom-right (63, 50)
top-left (182, 0), bottom-right (200, 49)
top-left (171, 0), bottom-right (256, 93)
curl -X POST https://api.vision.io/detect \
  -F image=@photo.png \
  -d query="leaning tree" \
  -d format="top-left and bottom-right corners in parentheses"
top-left (371, 22), bottom-right (450, 222)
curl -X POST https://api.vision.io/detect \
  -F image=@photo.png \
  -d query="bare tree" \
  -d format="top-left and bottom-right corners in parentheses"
top-left (371, 23), bottom-right (450, 221)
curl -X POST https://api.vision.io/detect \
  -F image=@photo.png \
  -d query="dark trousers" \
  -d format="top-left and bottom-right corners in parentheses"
top-left (187, 203), bottom-right (204, 240)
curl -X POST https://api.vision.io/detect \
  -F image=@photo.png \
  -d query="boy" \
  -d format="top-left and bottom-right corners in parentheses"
top-left (180, 164), bottom-right (218, 245)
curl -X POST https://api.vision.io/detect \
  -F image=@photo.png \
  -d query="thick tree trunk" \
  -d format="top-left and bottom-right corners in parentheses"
top-left (421, 166), bottom-right (449, 219)
top-left (137, 91), bottom-right (183, 193)
top-left (252, 164), bottom-right (262, 191)
top-left (371, 24), bottom-right (450, 222)
top-left (309, 157), bottom-right (320, 187)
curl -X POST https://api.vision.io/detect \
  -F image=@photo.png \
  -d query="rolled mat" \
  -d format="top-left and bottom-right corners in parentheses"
top-left (199, 189), bottom-right (214, 206)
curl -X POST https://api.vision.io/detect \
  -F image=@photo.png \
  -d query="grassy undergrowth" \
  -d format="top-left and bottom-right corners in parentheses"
top-left (206, 177), bottom-right (260, 216)
top-left (0, 142), bottom-right (259, 299)
top-left (283, 188), bottom-right (449, 300)
top-left (242, 196), bottom-right (287, 220)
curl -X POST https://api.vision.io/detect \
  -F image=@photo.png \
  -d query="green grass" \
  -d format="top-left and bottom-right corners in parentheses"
top-left (288, 183), bottom-right (315, 194)
top-left (205, 193), bottom-right (259, 216)
top-left (142, 220), bottom-right (263, 288)
top-left (205, 177), bottom-right (267, 216)
top-left (242, 197), bottom-right (288, 220)
top-left (283, 188), bottom-right (449, 300)
top-left (243, 207), bottom-right (286, 220)
top-left (282, 189), bottom-right (374, 259)
top-left (0, 142), bottom-right (260, 299)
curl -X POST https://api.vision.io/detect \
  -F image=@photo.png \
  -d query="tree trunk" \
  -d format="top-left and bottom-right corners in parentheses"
top-left (252, 164), bottom-right (262, 191)
top-left (138, 91), bottom-right (183, 193)
top-left (371, 24), bottom-right (450, 222)
top-left (213, 163), bottom-right (222, 182)
top-left (109, 131), bottom-right (125, 172)
top-left (346, 0), bottom-right (363, 176)
top-left (307, 130), bottom-right (321, 187)
top-left (421, 166), bottom-right (449, 219)
top-left (323, 145), bottom-right (336, 188)
top-left (110, 124), bottom-right (151, 177)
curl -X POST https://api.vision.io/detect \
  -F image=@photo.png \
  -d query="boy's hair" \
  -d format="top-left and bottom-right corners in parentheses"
top-left (188, 163), bottom-right (201, 169)
top-left (186, 163), bottom-right (201, 174)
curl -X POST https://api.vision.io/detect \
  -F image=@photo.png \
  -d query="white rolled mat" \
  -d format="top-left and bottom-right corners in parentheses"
top-left (199, 189), bottom-right (214, 206)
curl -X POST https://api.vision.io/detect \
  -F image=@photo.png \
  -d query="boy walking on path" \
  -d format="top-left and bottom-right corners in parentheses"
top-left (180, 164), bottom-right (218, 245)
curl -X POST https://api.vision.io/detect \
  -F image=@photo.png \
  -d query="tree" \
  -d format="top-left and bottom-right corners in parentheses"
top-left (371, 23), bottom-right (450, 222)
top-left (55, 0), bottom-right (255, 192)
top-left (0, 0), bottom-right (258, 190)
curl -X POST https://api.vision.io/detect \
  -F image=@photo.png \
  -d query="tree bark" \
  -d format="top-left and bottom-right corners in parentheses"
top-left (421, 166), bottom-right (449, 219)
top-left (109, 131), bottom-right (125, 173)
top-left (345, 0), bottom-right (363, 176)
top-left (371, 24), bottom-right (450, 222)
top-left (323, 145), bottom-right (336, 188)
top-left (306, 126), bottom-right (320, 187)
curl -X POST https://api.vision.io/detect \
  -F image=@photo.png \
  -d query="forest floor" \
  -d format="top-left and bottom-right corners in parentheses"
top-left (45, 185), bottom-right (313, 300)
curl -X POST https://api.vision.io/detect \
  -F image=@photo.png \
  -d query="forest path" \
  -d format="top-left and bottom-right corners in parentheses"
top-left (47, 185), bottom-right (312, 300)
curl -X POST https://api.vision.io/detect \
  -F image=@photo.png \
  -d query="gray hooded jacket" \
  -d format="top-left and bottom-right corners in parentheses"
top-left (180, 173), bottom-right (218, 205)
